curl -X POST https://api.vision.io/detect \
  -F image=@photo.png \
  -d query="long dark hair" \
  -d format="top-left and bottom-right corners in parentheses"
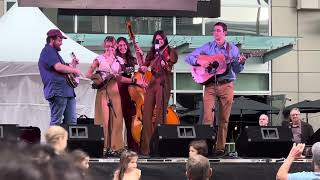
top-left (116, 37), bottom-right (136, 67)
top-left (117, 151), bottom-right (138, 180)
top-left (147, 30), bottom-right (171, 58)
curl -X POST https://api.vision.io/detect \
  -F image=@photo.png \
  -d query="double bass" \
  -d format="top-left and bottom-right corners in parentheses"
top-left (127, 21), bottom-right (152, 143)
top-left (127, 21), bottom-right (180, 144)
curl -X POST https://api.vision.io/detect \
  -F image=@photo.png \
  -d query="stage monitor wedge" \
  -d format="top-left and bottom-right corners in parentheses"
top-left (150, 124), bottom-right (216, 157)
top-left (236, 126), bottom-right (293, 158)
top-left (61, 124), bottom-right (104, 158)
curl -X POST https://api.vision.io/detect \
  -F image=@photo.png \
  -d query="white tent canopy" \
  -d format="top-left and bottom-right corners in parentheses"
top-left (0, 4), bottom-right (99, 141)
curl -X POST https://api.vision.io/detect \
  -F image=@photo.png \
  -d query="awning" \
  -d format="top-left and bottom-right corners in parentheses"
top-left (18, 0), bottom-right (221, 18)
top-left (67, 34), bottom-right (297, 62)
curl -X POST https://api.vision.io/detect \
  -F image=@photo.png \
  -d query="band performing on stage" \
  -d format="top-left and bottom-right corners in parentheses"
top-left (39, 21), bottom-right (314, 161)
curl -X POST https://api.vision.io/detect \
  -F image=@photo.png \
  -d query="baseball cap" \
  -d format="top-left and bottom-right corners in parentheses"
top-left (46, 29), bottom-right (67, 39)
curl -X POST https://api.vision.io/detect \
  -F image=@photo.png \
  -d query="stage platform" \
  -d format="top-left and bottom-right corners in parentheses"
top-left (88, 157), bottom-right (312, 180)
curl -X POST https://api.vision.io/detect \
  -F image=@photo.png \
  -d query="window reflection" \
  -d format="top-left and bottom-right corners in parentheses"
top-left (58, 15), bottom-right (74, 33)
top-left (176, 93), bottom-right (203, 125)
top-left (78, 16), bottom-right (104, 33)
top-left (205, 6), bottom-right (268, 36)
top-left (176, 73), bottom-right (202, 91)
top-left (107, 16), bottom-right (173, 35)
top-left (176, 17), bottom-right (202, 35)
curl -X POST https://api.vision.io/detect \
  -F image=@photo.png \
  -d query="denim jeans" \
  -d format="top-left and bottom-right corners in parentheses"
top-left (48, 96), bottom-right (77, 125)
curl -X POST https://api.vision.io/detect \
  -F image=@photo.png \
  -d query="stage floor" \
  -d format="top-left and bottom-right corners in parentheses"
top-left (88, 158), bottom-right (312, 180)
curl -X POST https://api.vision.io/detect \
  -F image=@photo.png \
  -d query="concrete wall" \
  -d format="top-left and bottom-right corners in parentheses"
top-left (0, 0), bottom-right (4, 17)
top-left (272, 0), bottom-right (320, 130)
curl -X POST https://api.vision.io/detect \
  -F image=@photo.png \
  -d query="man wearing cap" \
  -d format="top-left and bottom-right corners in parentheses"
top-left (276, 142), bottom-right (320, 180)
top-left (38, 29), bottom-right (81, 125)
top-left (185, 22), bottom-right (246, 157)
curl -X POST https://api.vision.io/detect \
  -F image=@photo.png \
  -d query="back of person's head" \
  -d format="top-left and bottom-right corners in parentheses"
top-left (28, 144), bottom-right (56, 165)
top-left (117, 150), bottom-right (138, 180)
top-left (186, 155), bottom-right (212, 180)
top-left (45, 126), bottom-right (68, 154)
top-left (189, 140), bottom-right (208, 157)
top-left (45, 126), bottom-right (68, 144)
top-left (0, 140), bottom-right (42, 180)
top-left (312, 142), bottom-right (320, 170)
top-left (50, 153), bottom-right (87, 180)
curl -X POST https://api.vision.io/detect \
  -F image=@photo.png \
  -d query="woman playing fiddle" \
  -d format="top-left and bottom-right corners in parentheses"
top-left (139, 30), bottom-right (178, 156)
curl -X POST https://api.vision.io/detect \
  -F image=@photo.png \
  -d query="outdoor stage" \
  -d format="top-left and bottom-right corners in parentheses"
top-left (88, 158), bottom-right (312, 180)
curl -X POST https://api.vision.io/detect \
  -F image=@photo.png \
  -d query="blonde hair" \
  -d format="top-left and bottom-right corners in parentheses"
top-left (45, 125), bottom-right (68, 145)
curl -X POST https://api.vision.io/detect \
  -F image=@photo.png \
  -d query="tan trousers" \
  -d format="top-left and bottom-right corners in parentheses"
top-left (94, 79), bottom-right (124, 151)
top-left (140, 76), bottom-right (171, 155)
top-left (203, 82), bottom-right (234, 151)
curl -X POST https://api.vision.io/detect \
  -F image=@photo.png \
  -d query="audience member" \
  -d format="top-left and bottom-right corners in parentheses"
top-left (189, 140), bottom-right (209, 157)
top-left (71, 149), bottom-right (90, 177)
top-left (259, 114), bottom-right (269, 126)
top-left (186, 154), bottom-right (212, 180)
top-left (0, 140), bottom-right (87, 180)
top-left (113, 150), bottom-right (141, 180)
top-left (45, 125), bottom-right (68, 155)
top-left (276, 142), bottom-right (320, 180)
top-left (282, 108), bottom-right (314, 143)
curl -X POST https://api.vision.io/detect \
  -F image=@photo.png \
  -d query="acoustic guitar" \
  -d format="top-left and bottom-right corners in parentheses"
top-left (66, 52), bottom-right (80, 88)
top-left (191, 51), bottom-right (264, 84)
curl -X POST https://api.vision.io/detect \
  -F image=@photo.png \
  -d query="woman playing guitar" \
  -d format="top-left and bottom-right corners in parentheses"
top-left (139, 30), bottom-right (178, 156)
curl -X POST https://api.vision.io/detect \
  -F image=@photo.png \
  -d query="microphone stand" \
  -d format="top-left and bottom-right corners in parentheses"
top-left (157, 50), bottom-right (167, 125)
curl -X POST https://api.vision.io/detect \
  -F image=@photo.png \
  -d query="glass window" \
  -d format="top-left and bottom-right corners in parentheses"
top-left (205, 0), bottom-right (269, 36)
top-left (234, 73), bottom-right (269, 91)
top-left (176, 93), bottom-right (203, 125)
top-left (78, 16), bottom-right (104, 33)
top-left (176, 17), bottom-right (202, 35)
top-left (107, 16), bottom-right (173, 35)
top-left (57, 15), bottom-right (74, 33)
top-left (176, 73), bottom-right (202, 91)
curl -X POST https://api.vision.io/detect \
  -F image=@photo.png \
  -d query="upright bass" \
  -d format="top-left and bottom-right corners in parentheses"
top-left (127, 21), bottom-right (152, 144)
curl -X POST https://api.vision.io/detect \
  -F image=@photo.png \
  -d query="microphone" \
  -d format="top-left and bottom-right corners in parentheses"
top-left (155, 39), bottom-right (160, 55)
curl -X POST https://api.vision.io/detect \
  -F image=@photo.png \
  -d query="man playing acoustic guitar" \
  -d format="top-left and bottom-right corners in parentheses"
top-left (38, 29), bottom-right (81, 126)
top-left (185, 22), bottom-right (246, 157)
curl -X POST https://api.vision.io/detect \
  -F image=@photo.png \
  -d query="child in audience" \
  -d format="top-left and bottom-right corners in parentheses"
top-left (189, 140), bottom-right (208, 157)
top-left (70, 149), bottom-right (90, 176)
top-left (113, 150), bottom-right (141, 180)
top-left (45, 125), bottom-right (68, 155)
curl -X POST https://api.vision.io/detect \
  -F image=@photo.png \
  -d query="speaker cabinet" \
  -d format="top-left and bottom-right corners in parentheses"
top-left (307, 128), bottom-right (320, 145)
top-left (61, 125), bottom-right (104, 158)
top-left (19, 126), bottom-right (41, 144)
top-left (236, 126), bottom-right (293, 158)
top-left (0, 124), bottom-right (19, 141)
top-left (150, 124), bottom-right (216, 157)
